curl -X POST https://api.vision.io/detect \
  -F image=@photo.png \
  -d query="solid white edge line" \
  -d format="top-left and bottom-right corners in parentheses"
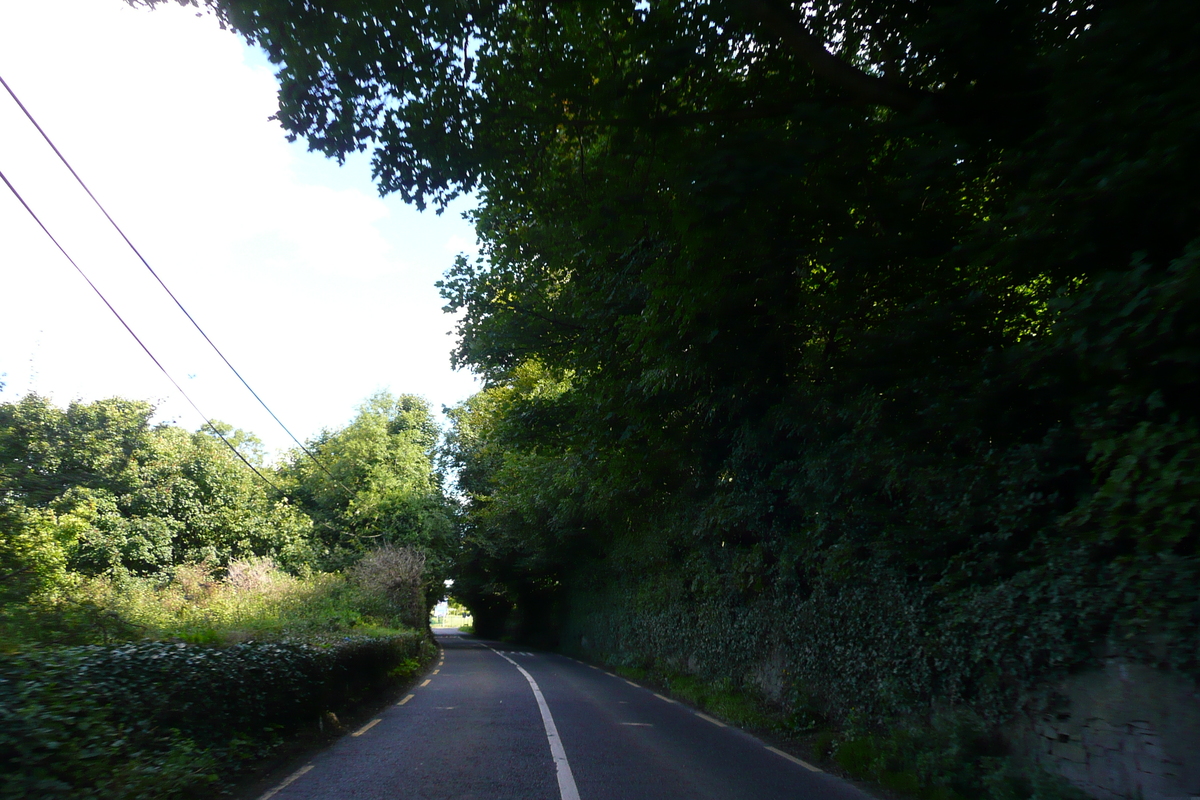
top-left (765, 745), bottom-right (822, 772)
top-left (256, 764), bottom-right (313, 800)
top-left (694, 711), bottom-right (727, 728)
top-left (487, 645), bottom-right (581, 800)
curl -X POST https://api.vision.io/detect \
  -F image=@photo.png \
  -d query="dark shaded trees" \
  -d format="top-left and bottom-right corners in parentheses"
top-left (145, 0), bottom-right (1200, 737)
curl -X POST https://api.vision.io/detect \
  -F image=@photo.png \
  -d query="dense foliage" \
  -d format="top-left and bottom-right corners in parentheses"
top-left (0, 390), bottom-right (448, 797)
top-left (0, 394), bottom-right (312, 638)
top-left (0, 633), bottom-right (431, 799)
top-left (278, 391), bottom-right (455, 589)
top-left (0, 390), bottom-right (453, 644)
top-left (135, 0), bottom-right (1198, 795)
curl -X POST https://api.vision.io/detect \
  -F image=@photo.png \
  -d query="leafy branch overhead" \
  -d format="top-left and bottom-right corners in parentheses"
top-left (120, 2), bottom-right (1200, 796)
top-left (137, 0), bottom-right (1089, 207)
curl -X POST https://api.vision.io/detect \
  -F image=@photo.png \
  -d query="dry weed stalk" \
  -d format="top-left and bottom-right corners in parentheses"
top-left (350, 545), bottom-right (426, 629)
top-left (224, 558), bottom-right (278, 593)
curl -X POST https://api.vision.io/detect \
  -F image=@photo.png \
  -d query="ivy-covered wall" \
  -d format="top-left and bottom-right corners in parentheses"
top-left (559, 534), bottom-right (1200, 799)
top-left (1014, 660), bottom-right (1200, 800)
top-left (452, 244), bottom-right (1200, 800)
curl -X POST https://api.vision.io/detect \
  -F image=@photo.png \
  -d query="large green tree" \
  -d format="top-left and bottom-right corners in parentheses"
top-left (0, 394), bottom-right (314, 581)
top-left (280, 391), bottom-right (455, 589)
top-left (144, 0), bottom-right (1200, 754)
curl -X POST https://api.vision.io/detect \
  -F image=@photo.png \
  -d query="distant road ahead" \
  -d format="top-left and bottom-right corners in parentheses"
top-left (262, 630), bottom-right (873, 800)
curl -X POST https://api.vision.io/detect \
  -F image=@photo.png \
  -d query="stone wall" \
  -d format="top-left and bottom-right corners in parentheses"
top-left (1013, 660), bottom-right (1200, 800)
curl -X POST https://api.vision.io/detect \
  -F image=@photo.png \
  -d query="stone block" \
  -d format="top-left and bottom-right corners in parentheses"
top-left (1081, 722), bottom-right (1126, 752)
top-left (1086, 718), bottom-right (1121, 733)
top-left (1013, 660), bottom-right (1200, 800)
top-left (1056, 760), bottom-right (1091, 787)
top-left (1052, 739), bottom-right (1089, 764)
top-left (1088, 753), bottom-right (1132, 797)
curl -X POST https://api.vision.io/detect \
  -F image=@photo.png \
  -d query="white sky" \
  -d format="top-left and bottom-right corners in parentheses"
top-left (0, 0), bottom-right (480, 459)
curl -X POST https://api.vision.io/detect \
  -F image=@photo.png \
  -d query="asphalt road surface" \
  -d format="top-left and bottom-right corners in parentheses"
top-left (260, 630), bottom-right (874, 800)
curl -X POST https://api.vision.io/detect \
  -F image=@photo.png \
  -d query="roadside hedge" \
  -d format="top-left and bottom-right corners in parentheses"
top-left (0, 633), bottom-right (431, 799)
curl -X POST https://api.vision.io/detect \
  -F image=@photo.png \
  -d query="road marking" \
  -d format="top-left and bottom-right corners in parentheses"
top-left (420, 679), bottom-right (431, 687)
top-left (605, 672), bottom-right (618, 678)
top-left (653, 693), bottom-right (678, 704)
top-left (766, 746), bottom-right (822, 772)
top-left (397, 694), bottom-right (414, 706)
top-left (351, 718), bottom-right (381, 737)
top-left (695, 712), bottom-right (727, 728)
top-left (486, 645), bottom-right (581, 800)
top-left (432, 669), bottom-right (440, 674)
top-left (621, 722), bottom-right (653, 727)
top-left (624, 679), bottom-right (639, 687)
top-left (257, 764), bottom-right (313, 800)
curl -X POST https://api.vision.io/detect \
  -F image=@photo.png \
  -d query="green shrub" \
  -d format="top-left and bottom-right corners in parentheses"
top-left (823, 711), bottom-right (1098, 800)
top-left (0, 633), bottom-right (431, 799)
top-left (5, 557), bottom-right (426, 649)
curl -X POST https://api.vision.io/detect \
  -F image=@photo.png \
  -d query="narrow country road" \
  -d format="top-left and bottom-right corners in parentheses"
top-left (260, 630), bottom-right (874, 800)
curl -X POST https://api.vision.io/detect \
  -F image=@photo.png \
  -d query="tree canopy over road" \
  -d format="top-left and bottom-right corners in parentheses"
top-left (131, 1), bottom-right (1200, 795)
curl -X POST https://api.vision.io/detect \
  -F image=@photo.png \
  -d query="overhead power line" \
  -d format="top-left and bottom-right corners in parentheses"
top-left (0, 71), bottom-right (352, 496)
top-left (0, 165), bottom-right (282, 492)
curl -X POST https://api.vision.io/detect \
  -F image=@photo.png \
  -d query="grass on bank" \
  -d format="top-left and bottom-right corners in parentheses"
top-left (2, 555), bottom-right (423, 650)
top-left (606, 662), bottom-right (1089, 800)
top-left (1, 550), bottom-right (436, 800)
top-left (108, 560), bottom-right (415, 643)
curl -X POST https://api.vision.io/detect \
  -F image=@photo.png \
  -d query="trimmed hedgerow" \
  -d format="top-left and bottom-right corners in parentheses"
top-left (0, 633), bottom-right (431, 799)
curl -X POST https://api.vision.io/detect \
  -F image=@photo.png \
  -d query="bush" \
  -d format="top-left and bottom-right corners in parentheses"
top-left (0, 633), bottom-right (432, 799)
top-left (829, 719), bottom-right (1093, 800)
top-left (349, 546), bottom-right (427, 630)
top-left (5, 556), bottom-right (426, 649)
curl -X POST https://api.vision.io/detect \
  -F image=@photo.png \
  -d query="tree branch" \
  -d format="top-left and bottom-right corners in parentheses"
top-left (557, 105), bottom-right (798, 130)
top-left (495, 299), bottom-right (588, 332)
top-left (0, 565), bottom-right (34, 585)
top-left (742, 0), bottom-right (931, 112)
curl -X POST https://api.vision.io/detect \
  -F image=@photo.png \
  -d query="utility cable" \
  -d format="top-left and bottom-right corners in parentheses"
top-left (0, 71), bottom-right (353, 497)
top-left (0, 165), bottom-right (282, 493)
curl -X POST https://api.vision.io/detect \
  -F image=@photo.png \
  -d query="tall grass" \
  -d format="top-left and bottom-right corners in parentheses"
top-left (1, 549), bottom-right (436, 798)
top-left (107, 558), bottom-right (418, 643)
top-left (3, 554), bottom-right (425, 650)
